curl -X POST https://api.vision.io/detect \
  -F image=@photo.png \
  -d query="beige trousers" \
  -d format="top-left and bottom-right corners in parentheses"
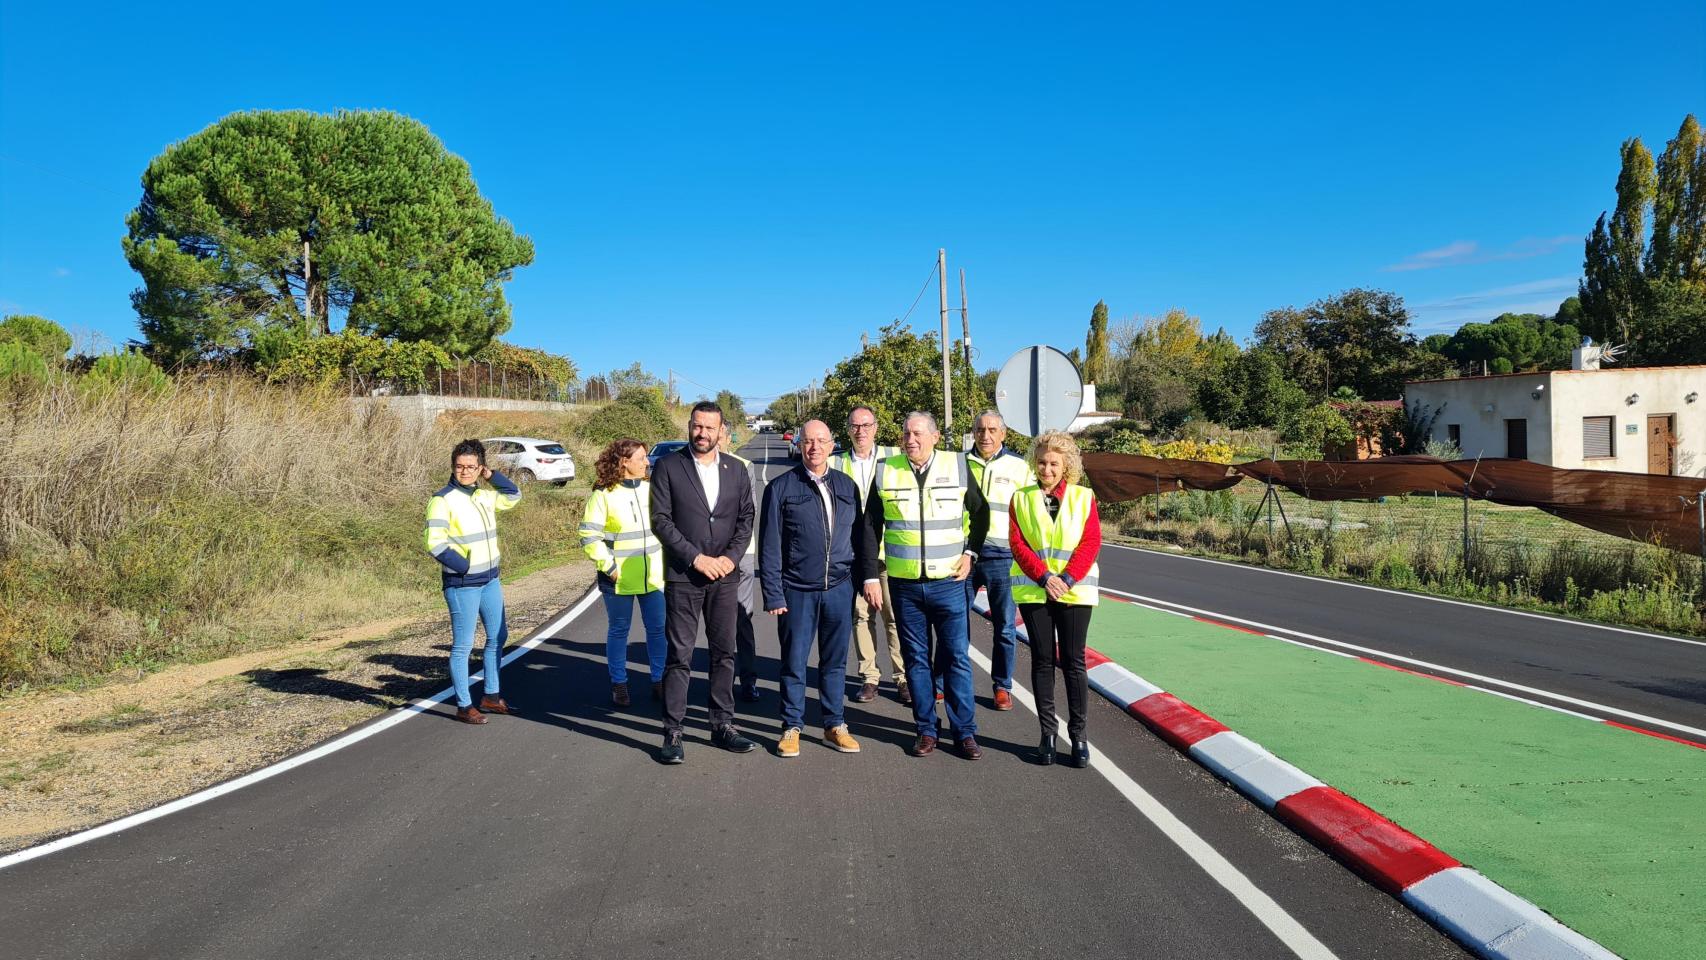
top-left (851, 570), bottom-right (906, 684)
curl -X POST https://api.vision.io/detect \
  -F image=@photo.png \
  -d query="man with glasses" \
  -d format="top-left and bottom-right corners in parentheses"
top-left (829, 406), bottom-right (906, 704)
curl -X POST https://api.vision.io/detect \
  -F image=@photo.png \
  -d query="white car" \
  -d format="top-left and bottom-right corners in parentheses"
top-left (482, 436), bottom-right (575, 485)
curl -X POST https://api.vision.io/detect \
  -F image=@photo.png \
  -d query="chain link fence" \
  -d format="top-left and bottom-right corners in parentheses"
top-left (1105, 483), bottom-right (1706, 635)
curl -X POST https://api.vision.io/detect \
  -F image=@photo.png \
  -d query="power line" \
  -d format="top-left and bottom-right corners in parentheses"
top-left (898, 259), bottom-right (939, 325)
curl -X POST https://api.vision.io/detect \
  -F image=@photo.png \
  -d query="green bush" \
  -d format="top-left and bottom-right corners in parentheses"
top-left (573, 387), bottom-right (677, 448)
top-left (0, 340), bottom-right (54, 386)
top-left (84, 349), bottom-right (170, 395)
top-left (0, 314), bottom-right (71, 361)
top-left (263, 329), bottom-right (451, 388)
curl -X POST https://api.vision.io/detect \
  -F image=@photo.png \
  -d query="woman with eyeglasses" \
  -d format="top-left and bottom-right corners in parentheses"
top-left (424, 438), bottom-right (521, 724)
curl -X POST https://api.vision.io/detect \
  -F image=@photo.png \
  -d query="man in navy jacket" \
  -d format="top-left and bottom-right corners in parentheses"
top-left (759, 419), bottom-right (866, 758)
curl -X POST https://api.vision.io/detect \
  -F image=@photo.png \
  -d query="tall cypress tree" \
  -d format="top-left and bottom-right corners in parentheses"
top-left (1579, 137), bottom-right (1655, 345)
top-left (1084, 300), bottom-right (1109, 383)
top-left (1646, 114), bottom-right (1705, 283)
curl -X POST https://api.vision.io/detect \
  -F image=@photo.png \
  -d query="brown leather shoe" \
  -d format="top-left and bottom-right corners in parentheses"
top-left (478, 695), bottom-right (512, 715)
top-left (853, 682), bottom-right (878, 703)
top-left (909, 734), bottom-right (938, 757)
top-left (958, 736), bottom-right (983, 760)
top-left (993, 688), bottom-right (1014, 711)
top-left (897, 680), bottom-right (914, 706)
top-left (455, 705), bottom-right (486, 725)
top-left (611, 683), bottom-right (630, 707)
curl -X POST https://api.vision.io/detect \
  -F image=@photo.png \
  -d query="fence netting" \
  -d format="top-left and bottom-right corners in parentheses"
top-left (1083, 453), bottom-right (1706, 552)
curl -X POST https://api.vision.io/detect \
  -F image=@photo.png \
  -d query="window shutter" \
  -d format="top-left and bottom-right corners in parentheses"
top-left (1583, 417), bottom-right (1613, 458)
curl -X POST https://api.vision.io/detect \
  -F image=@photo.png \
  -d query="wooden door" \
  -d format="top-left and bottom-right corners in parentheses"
top-left (1647, 415), bottom-right (1675, 475)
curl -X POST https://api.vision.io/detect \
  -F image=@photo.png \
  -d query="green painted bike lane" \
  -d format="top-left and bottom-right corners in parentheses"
top-left (1087, 599), bottom-right (1705, 960)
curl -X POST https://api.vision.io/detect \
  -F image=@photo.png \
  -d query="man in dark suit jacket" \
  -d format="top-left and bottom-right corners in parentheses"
top-left (650, 400), bottom-right (757, 763)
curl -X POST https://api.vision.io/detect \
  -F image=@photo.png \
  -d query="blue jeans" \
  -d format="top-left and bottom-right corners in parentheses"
top-left (444, 579), bottom-right (507, 708)
top-left (969, 554), bottom-right (1019, 691)
top-left (599, 580), bottom-right (667, 685)
top-left (779, 579), bottom-right (853, 731)
top-left (892, 576), bottom-right (976, 739)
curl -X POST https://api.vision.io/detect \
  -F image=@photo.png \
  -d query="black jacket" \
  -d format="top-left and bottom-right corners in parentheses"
top-left (758, 465), bottom-right (862, 608)
top-left (649, 446), bottom-right (755, 584)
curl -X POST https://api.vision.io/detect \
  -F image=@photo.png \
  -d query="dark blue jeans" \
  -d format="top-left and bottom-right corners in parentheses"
top-left (779, 579), bottom-right (853, 731)
top-left (892, 576), bottom-right (976, 739)
top-left (598, 579), bottom-right (667, 685)
top-left (968, 554), bottom-right (1019, 691)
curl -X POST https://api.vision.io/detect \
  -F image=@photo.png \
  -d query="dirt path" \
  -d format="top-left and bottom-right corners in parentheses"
top-left (0, 562), bottom-right (593, 854)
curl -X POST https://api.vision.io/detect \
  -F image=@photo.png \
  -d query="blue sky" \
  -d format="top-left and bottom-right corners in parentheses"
top-left (2, 2), bottom-right (1702, 404)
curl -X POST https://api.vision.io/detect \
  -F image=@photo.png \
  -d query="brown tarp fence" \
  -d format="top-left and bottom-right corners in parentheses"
top-left (1081, 452), bottom-right (1706, 552)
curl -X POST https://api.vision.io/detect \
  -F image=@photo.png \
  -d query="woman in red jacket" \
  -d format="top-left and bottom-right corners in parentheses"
top-left (1008, 432), bottom-right (1101, 768)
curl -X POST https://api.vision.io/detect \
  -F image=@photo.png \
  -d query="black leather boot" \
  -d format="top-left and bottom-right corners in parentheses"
top-left (1071, 739), bottom-right (1090, 768)
top-left (1034, 732), bottom-right (1057, 766)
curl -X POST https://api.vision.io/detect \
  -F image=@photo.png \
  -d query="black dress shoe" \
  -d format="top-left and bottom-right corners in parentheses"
top-left (1034, 733), bottom-right (1057, 766)
top-left (738, 682), bottom-right (762, 703)
top-left (711, 725), bottom-right (758, 753)
top-left (658, 731), bottom-right (685, 764)
top-left (1071, 740), bottom-right (1090, 768)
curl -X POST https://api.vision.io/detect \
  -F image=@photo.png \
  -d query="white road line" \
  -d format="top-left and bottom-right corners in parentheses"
top-left (1103, 586), bottom-right (1706, 740)
top-left (1104, 542), bottom-right (1706, 649)
top-left (0, 588), bottom-right (602, 873)
top-left (964, 643), bottom-right (1340, 960)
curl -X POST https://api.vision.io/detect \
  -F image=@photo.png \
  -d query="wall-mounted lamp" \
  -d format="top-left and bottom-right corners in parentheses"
top-left (1530, 384), bottom-right (1546, 400)
top-left (1626, 393), bottom-right (1640, 405)
top-left (1688, 392), bottom-right (1699, 404)
top-left (1482, 402), bottom-right (1496, 413)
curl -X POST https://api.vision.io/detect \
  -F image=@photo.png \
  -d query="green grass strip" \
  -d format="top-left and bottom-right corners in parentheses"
top-left (1088, 599), bottom-right (1705, 960)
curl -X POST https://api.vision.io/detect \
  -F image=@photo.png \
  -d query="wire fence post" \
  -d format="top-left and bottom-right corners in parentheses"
top-left (1698, 490), bottom-right (1705, 603)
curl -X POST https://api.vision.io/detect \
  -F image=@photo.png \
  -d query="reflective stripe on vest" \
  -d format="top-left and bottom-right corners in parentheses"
top-left (877, 453), bottom-right (969, 580)
top-left (832, 445), bottom-right (897, 561)
top-left (424, 485), bottom-right (508, 576)
top-left (968, 449), bottom-right (1035, 550)
top-left (581, 482), bottom-right (665, 595)
top-left (1008, 484), bottom-right (1099, 606)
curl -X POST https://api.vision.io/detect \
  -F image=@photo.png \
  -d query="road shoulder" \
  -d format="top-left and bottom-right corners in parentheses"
top-left (0, 560), bottom-right (592, 854)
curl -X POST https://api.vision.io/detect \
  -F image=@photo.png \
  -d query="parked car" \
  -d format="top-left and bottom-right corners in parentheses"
top-left (647, 440), bottom-right (689, 467)
top-left (481, 436), bottom-right (575, 485)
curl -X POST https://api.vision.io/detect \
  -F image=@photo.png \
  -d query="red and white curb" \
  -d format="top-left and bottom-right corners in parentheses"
top-left (970, 592), bottom-right (1620, 960)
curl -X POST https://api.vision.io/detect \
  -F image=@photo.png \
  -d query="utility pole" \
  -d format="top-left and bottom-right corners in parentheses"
top-left (668, 369), bottom-right (676, 405)
top-left (939, 248), bottom-right (952, 433)
top-left (960, 268), bottom-right (973, 415)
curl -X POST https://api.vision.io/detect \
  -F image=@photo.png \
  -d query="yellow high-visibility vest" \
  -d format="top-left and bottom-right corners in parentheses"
top-left (424, 480), bottom-right (520, 578)
top-left (968, 448), bottom-right (1035, 552)
top-left (580, 480), bottom-right (665, 595)
top-left (877, 453), bottom-right (970, 580)
top-left (831, 445), bottom-right (898, 560)
top-left (1009, 484), bottom-right (1099, 606)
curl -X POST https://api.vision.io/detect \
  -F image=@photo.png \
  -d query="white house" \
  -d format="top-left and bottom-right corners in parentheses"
top-left (1068, 382), bottom-right (1123, 434)
top-left (1403, 351), bottom-right (1706, 477)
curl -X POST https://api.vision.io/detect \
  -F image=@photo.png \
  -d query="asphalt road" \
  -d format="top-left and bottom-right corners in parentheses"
top-left (2, 434), bottom-right (1470, 960)
top-left (1094, 539), bottom-right (1706, 743)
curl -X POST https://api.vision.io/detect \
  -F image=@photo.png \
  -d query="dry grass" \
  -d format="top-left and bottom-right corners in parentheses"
top-left (0, 374), bottom-right (590, 690)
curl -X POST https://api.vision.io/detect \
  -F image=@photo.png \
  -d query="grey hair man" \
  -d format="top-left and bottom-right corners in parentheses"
top-left (829, 405), bottom-right (906, 704)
